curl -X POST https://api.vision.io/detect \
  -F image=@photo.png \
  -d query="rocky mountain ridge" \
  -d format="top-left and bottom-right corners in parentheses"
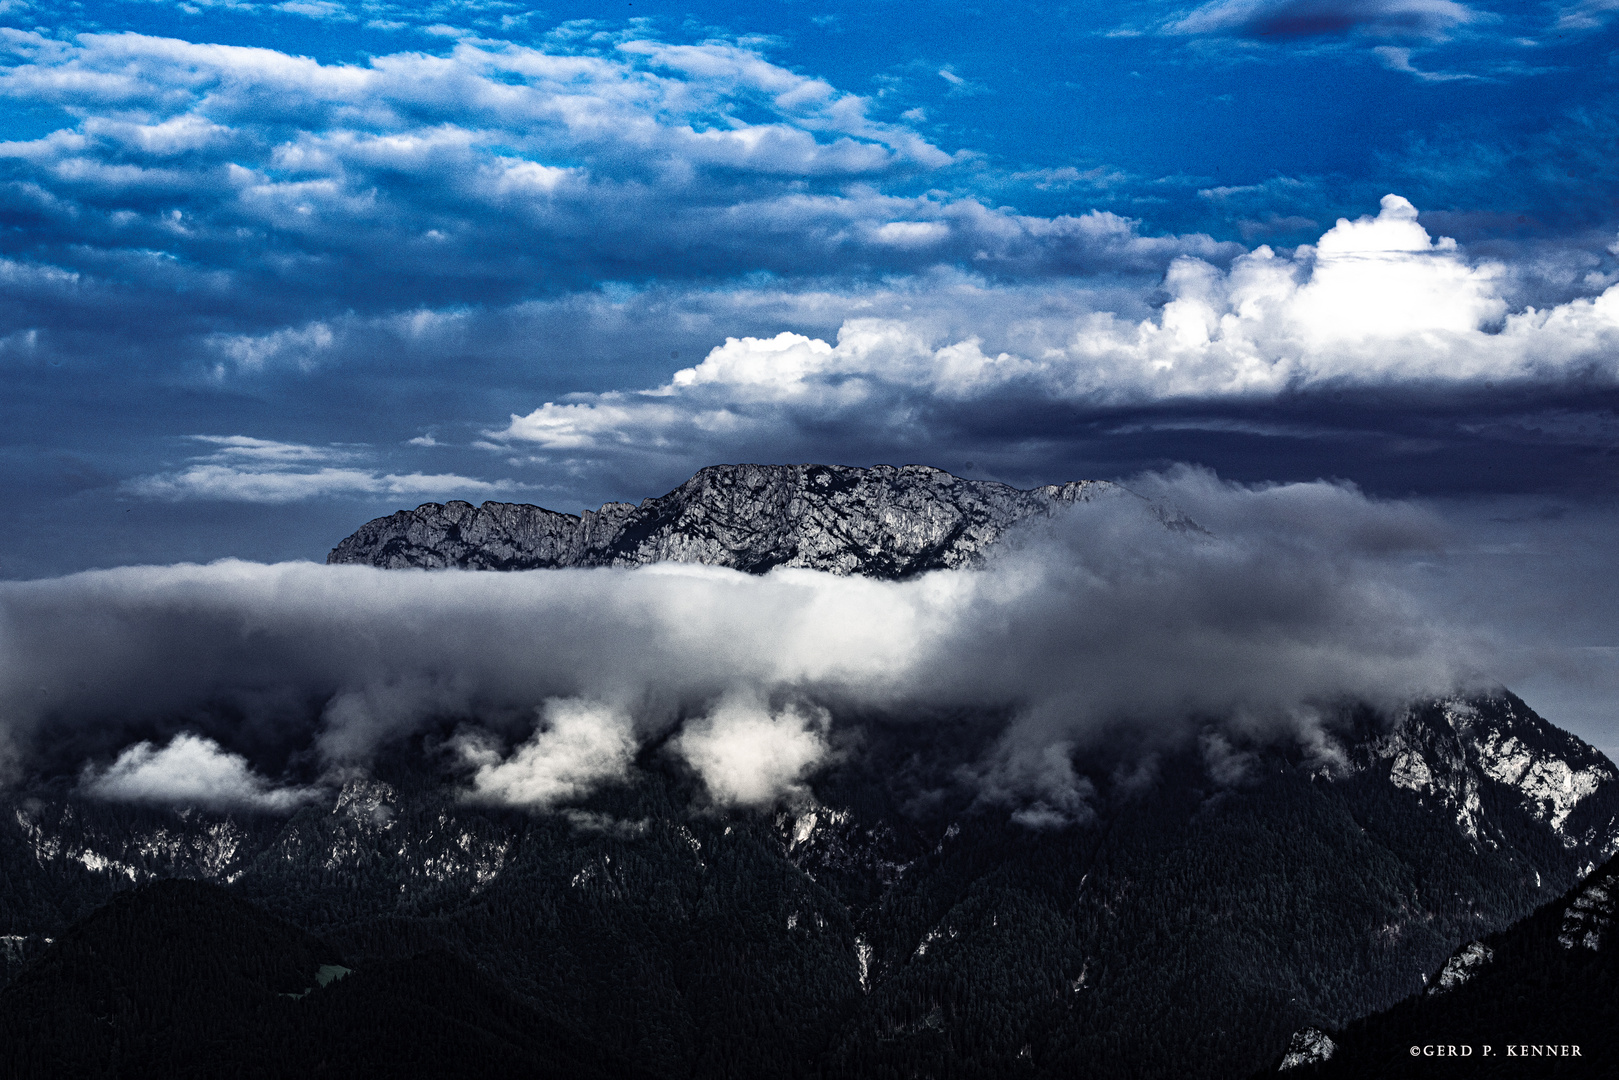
top-left (327, 463), bottom-right (1123, 576)
top-left (1351, 695), bottom-right (1619, 864)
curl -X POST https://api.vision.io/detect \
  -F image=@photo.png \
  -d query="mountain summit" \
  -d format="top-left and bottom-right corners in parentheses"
top-left (327, 463), bottom-right (1120, 577)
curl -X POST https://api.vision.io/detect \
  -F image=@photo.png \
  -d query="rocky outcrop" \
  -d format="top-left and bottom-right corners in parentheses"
top-left (327, 463), bottom-right (1124, 577)
top-left (1426, 941), bottom-right (1492, 994)
top-left (1351, 694), bottom-right (1619, 861)
top-left (1279, 1028), bottom-right (1337, 1070)
top-left (1558, 865), bottom-right (1617, 950)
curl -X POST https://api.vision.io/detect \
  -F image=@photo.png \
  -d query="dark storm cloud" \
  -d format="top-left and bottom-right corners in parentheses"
top-left (1163, 0), bottom-right (1483, 39)
top-left (0, 473), bottom-right (1481, 819)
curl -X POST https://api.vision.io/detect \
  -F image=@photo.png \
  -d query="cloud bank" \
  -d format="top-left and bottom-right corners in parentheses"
top-left (0, 472), bottom-right (1481, 818)
top-left (1, 15), bottom-right (1613, 566)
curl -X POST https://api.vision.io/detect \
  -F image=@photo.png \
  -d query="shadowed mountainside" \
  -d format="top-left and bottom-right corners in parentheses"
top-left (2, 694), bottom-right (1616, 1079)
top-left (1258, 849), bottom-right (1618, 1078)
top-left (0, 879), bottom-right (650, 1079)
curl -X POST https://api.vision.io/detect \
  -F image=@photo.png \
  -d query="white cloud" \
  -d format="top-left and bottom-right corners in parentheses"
top-left (1288, 193), bottom-right (1503, 340)
top-left (1009, 165), bottom-right (1133, 192)
top-left (672, 694), bottom-right (831, 808)
top-left (123, 434), bottom-right (523, 503)
top-left (936, 66), bottom-right (988, 96)
top-left (1553, 0), bottom-right (1619, 31)
top-left (191, 435), bottom-right (339, 462)
top-left (486, 195), bottom-right (1619, 458)
top-left (0, 24), bottom-right (1234, 355)
top-left (871, 220), bottom-right (952, 248)
top-left (461, 698), bottom-right (637, 807)
top-left (0, 29), bottom-right (946, 204)
top-left (209, 322), bottom-right (336, 374)
top-left (274, 0), bottom-right (357, 22)
top-left (1372, 45), bottom-right (1480, 81)
top-left (80, 733), bottom-right (320, 811)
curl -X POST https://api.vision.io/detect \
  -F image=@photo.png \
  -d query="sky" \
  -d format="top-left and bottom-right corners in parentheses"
top-left (2, 0), bottom-right (1619, 782)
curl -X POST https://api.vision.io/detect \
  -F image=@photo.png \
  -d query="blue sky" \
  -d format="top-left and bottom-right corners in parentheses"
top-left (3, 0), bottom-right (1619, 746)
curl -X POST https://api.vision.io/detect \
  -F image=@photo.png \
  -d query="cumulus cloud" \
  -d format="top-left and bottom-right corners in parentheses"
top-left (124, 435), bottom-right (523, 502)
top-left (80, 732), bottom-right (321, 811)
top-left (0, 473), bottom-right (1485, 818)
top-left (484, 195), bottom-right (1618, 469)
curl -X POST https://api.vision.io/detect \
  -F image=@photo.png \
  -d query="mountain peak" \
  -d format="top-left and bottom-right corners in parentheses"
top-left (327, 463), bottom-right (1122, 578)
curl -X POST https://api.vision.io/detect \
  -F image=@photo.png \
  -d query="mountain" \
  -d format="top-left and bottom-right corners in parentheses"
top-left (326, 463), bottom-right (1124, 576)
top-left (1259, 849), bottom-right (1619, 1078)
top-left (2, 694), bottom-right (1615, 1079)
top-left (5, 463), bottom-right (1617, 1077)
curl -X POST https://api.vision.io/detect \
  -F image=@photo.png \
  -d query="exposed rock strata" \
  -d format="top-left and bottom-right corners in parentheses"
top-left (328, 463), bottom-right (1123, 577)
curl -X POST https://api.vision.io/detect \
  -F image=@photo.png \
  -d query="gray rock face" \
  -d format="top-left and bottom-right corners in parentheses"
top-left (1427, 940), bottom-right (1493, 994)
top-left (327, 463), bottom-right (1123, 577)
top-left (1278, 1027), bottom-right (1337, 1070)
top-left (1353, 694), bottom-right (1619, 858)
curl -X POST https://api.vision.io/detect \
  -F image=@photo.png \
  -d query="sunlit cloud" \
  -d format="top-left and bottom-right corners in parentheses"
top-left (484, 197), bottom-right (1619, 469)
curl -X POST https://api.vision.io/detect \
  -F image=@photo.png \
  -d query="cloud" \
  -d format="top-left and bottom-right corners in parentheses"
top-left (123, 435), bottom-right (522, 502)
top-left (0, 14), bottom-right (1264, 553)
top-left (0, 29), bottom-right (946, 291)
top-left (936, 66), bottom-right (988, 96)
top-left (80, 732), bottom-right (321, 811)
top-left (1009, 165), bottom-right (1133, 192)
top-left (1373, 45), bottom-right (1479, 81)
top-left (0, 25), bottom-right (1239, 390)
top-left (460, 698), bottom-right (637, 808)
top-left (1553, 0), bottom-right (1619, 32)
top-left (483, 196), bottom-right (1618, 471)
top-left (209, 324), bottom-right (337, 375)
top-left (0, 473), bottom-right (1484, 820)
top-left (672, 694), bottom-right (831, 808)
top-left (1164, 0), bottom-right (1482, 39)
